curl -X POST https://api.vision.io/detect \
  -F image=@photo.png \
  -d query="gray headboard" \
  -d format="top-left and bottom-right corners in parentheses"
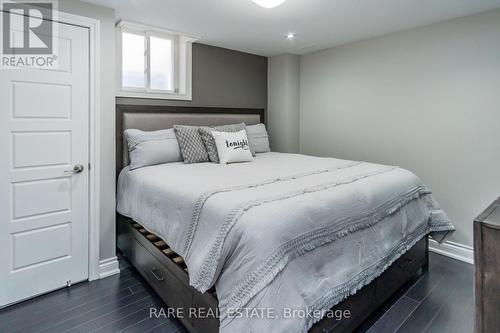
top-left (116, 104), bottom-right (265, 175)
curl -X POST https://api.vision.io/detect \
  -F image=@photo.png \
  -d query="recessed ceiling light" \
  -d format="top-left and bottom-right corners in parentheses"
top-left (251, 0), bottom-right (286, 9)
top-left (285, 33), bottom-right (296, 39)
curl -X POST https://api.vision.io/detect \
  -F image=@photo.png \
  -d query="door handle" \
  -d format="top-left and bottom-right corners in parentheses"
top-left (64, 164), bottom-right (84, 175)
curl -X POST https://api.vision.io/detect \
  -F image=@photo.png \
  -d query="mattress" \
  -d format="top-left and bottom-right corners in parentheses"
top-left (117, 152), bottom-right (454, 333)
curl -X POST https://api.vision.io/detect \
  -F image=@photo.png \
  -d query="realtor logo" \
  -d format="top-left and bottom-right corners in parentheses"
top-left (2, 2), bottom-right (53, 54)
top-left (1, 0), bottom-right (58, 68)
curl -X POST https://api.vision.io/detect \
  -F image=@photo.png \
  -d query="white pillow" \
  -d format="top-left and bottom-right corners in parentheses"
top-left (125, 128), bottom-right (182, 170)
top-left (211, 130), bottom-right (254, 164)
top-left (246, 123), bottom-right (271, 153)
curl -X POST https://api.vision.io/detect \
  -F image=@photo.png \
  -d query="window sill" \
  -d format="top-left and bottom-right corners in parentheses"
top-left (116, 90), bottom-right (192, 101)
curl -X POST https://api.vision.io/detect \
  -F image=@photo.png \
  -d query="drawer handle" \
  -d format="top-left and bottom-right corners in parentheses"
top-left (151, 268), bottom-right (165, 281)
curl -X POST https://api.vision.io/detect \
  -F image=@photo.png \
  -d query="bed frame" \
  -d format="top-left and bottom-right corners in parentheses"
top-left (115, 104), bottom-right (429, 333)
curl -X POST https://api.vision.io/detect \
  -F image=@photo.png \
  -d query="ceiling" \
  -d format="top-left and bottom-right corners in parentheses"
top-left (82, 0), bottom-right (500, 56)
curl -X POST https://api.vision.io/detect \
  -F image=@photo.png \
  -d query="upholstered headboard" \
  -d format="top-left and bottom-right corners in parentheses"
top-left (116, 104), bottom-right (265, 175)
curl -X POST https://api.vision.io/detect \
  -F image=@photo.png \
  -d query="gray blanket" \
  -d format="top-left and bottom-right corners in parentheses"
top-left (117, 152), bottom-right (454, 333)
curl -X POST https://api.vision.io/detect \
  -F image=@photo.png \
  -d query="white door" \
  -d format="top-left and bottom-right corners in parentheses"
top-left (0, 21), bottom-right (90, 307)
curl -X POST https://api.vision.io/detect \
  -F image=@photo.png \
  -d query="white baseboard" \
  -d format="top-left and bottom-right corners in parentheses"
top-left (429, 239), bottom-right (474, 264)
top-left (99, 256), bottom-right (120, 279)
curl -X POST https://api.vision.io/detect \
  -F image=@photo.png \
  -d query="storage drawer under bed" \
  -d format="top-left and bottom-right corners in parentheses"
top-left (117, 216), bottom-right (219, 333)
top-left (131, 238), bottom-right (193, 314)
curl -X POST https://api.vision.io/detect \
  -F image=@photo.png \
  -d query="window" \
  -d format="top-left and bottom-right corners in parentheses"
top-left (149, 36), bottom-right (174, 91)
top-left (121, 32), bottom-right (146, 89)
top-left (117, 21), bottom-right (199, 100)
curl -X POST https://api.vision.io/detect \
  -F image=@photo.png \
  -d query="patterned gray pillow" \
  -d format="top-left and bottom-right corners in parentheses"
top-left (173, 125), bottom-right (209, 164)
top-left (199, 123), bottom-right (253, 162)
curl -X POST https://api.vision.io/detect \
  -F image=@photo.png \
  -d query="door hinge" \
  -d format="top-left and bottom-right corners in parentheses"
top-left (88, 163), bottom-right (91, 171)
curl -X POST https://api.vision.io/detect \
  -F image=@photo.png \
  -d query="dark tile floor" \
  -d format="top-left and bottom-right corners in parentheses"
top-left (0, 253), bottom-right (473, 333)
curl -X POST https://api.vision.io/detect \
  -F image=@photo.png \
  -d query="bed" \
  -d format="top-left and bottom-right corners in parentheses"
top-left (115, 104), bottom-right (454, 333)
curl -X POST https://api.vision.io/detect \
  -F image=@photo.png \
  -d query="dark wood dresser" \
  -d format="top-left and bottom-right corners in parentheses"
top-left (474, 197), bottom-right (500, 333)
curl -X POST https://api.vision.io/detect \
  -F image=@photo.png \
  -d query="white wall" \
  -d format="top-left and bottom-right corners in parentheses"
top-left (59, 0), bottom-right (116, 262)
top-left (300, 9), bottom-right (500, 249)
top-left (268, 54), bottom-right (300, 153)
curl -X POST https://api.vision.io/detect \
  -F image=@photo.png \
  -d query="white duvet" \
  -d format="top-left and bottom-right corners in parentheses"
top-left (117, 152), bottom-right (454, 333)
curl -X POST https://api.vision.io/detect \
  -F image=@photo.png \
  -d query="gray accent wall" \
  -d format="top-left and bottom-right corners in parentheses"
top-left (117, 43), bottom-right (268, 110)
top-left (299, 9), bottom-right (500, 249)
top-left (267, 54), bottom-right (300, 153)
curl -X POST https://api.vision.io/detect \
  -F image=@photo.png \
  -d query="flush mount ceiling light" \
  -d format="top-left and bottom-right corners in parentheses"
top-left (251, 0), bottom-right (286, 9)
top-left (285, 32), bottom-right (296, 39)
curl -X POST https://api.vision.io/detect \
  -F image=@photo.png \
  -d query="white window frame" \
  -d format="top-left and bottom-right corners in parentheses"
top-left (116, 21), bottom-right (199, 100)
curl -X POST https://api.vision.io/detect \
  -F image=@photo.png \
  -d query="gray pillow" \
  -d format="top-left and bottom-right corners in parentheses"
top-left (199, 123), bottom-right (252, 163)
top-left (173, 125), bottom-right (209, 164)
top-left (246, 123), bottom-right (271, 153)
top-left (125, 128), bottom-right (182, 170)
